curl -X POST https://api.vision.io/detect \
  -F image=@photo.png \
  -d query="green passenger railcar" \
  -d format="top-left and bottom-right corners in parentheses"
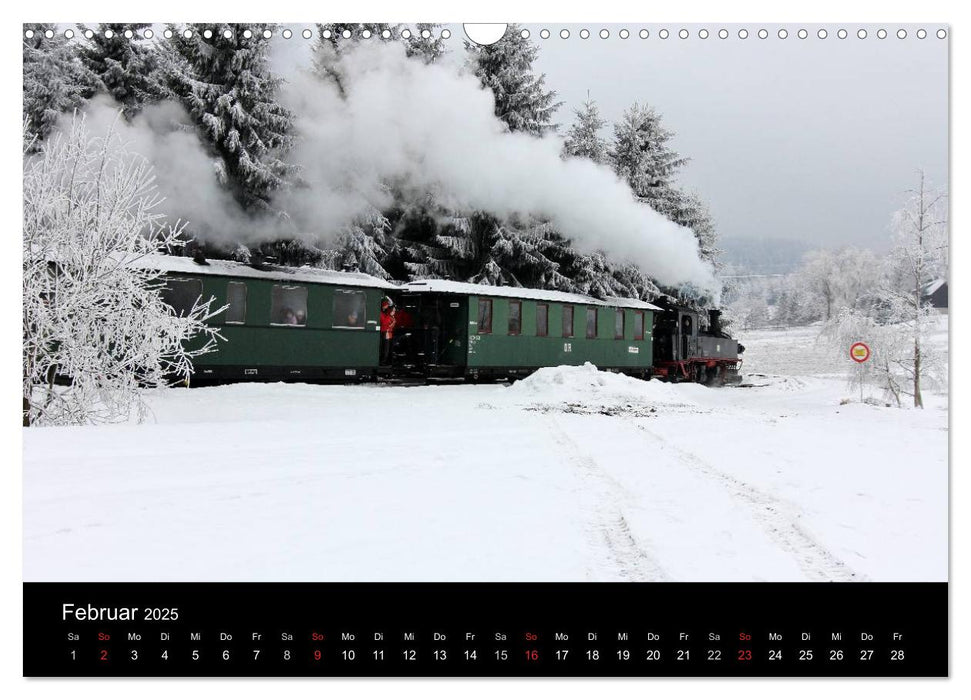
top-left (394, 281), bottom-right (659, 380)
top-left (135, 254), bottom-right (396, 383)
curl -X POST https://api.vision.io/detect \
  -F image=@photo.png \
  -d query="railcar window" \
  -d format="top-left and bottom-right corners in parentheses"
top-left (478, 299), bottom-right (493, 334)
top-left (508, 301), bottom-right (522, 335)
top-left (270, 285), bottom-right (308, 326)
top-left (586, 307), bottom-right (598, 339)
top-left (633, 311), bottom-right (645, 341)
top-left (160, 278), bottom-right (202, 317)
top-left (225, 282), bottom-right (247, 324)
top-left (333, 289), bottom-right (367, 329)
top-left (615, 309), bottom-right (625, 339)
top-left (536, 304), bottom-right (549, 337)
top-left (562, 305), bottom-right (574, 337)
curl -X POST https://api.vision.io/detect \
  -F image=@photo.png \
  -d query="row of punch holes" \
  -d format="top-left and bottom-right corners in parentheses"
top-left (25, 26), bottom-right (948, 42)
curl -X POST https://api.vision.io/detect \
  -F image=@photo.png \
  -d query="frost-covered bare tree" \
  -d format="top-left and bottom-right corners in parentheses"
top-left (882, 171), bottom-right (948, 408)
top-left (799, 247), bottom-right (883, 321)
top-left (822, 172), bottom-right (947, 407)
top-left (23, 114), bottom-right (223, 426)
top-left (824, 308), bottom-right (907, 406)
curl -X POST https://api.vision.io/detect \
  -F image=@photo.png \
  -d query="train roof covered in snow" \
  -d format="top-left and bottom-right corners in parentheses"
top-left (129, 253), bottom-right (398, 290)
top-left (400, 279), bottom-right (661, 310)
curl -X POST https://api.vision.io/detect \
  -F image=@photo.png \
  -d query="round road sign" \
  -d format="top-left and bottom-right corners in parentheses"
top-left (850, 342), bottom-right (871, 363)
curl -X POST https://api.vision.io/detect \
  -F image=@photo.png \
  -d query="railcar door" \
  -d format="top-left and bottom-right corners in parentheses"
top-left (653, 314), bottom-right (678, 361)
top-left (390, 293), bottom-right (467, 376)
top-left (680, 313), bottom-right (694, 360)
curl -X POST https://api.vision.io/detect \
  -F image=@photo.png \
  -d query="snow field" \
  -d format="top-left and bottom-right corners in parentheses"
top-left (24, 327), bottom-right (947, 582)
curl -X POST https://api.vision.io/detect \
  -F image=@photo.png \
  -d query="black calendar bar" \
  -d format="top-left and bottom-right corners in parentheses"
top-left (24, 582), bottom-right (947, 677)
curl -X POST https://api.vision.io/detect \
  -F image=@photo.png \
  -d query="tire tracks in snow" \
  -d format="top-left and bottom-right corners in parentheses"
top-left (626, 418), bottom-right (866, 582)
top-left (545, 415), bottom-right (672, 582)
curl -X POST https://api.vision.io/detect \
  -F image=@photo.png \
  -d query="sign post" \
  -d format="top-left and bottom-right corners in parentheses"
top-left (850, 342), bottom-right (871, 403)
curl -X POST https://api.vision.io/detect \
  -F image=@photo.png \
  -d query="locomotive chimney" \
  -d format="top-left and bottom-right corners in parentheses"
top-left (708, 309), bottom-right (723, 335)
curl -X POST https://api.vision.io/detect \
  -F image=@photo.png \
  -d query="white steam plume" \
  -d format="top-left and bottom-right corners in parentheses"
top-left (279, 42), bottom-right (716, 290)
top-left (68, 96), bottom-right (264, 243)
top-left (66, 41), bottom-right (716, 292)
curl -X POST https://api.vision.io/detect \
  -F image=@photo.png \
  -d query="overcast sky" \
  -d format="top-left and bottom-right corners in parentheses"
top-left (270, 22), bottom-right (949, 252)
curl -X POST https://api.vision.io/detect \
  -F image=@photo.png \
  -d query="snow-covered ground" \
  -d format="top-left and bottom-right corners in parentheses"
top-left (23, 319), bottom-right (948, 582)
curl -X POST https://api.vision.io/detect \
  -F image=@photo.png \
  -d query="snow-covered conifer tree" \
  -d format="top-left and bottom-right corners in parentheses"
top-left (465, 24), bottom-right (562, 136)
top-left (407, 24), bottom-right (448, 64)
top-left (562, 98), bottom-right (609, 164)
top-left (78, 23), bottom-right (169, 119)
top-left (610, 103), bottom-right (720, 267)
top-left (163, 23), bottom-right (295, 213)
top-left (23, 24), bottom-right (95, 145)
top-left (611, 103), bottom-right (687, 197)
top-left (313, 23), bottom-right (446, 95)
top-left (23, 115), bottom-right (223, 426)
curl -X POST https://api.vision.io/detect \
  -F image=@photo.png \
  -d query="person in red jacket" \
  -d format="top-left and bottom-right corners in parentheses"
top-left (379, 298), bottom-right (396, 365)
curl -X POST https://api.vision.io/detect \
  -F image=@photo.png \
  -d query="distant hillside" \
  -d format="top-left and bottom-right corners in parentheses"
top-left (718, 236), bottom-right (813, 276)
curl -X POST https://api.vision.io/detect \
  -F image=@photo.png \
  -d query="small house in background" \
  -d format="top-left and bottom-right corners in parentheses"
top-left (922, 279), bottom-right (948, 312)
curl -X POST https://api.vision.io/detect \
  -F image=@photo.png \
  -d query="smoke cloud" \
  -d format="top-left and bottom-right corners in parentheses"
top-left (71, 41), bottom-right (716, 291)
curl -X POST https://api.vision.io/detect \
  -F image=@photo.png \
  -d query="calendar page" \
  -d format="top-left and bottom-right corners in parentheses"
top-left (21, 20), bottom-right (949, 678)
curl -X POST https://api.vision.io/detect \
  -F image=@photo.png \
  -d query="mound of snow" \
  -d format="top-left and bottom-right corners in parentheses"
top-left (508, 362), bottom-right (693, 406)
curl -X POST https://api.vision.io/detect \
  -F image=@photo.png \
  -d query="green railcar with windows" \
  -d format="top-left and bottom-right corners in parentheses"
top-left (392, 280), bottom-right (660, 380)
top-left (135, 254), bottom-right (396, 383)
